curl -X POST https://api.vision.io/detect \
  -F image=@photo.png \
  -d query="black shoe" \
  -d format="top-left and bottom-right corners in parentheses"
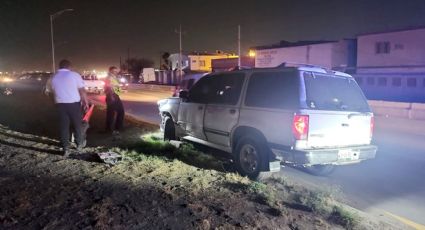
top-left (63, 148), bottom-right (71, 158)
top-left (77, 140), bottom-right (87, 151)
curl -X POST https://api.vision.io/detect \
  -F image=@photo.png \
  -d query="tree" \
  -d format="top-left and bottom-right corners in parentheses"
top-left (121, 58), bottom-right (154, 82)
top-left (161, 52), bottom-right (171, 70)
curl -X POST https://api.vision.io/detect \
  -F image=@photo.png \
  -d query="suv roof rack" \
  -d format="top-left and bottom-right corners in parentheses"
top-left (227, 66), bottom-right (253, 71)
top-left (276, 62), bottom-right (352, 77)
top-left (277, 62), bottom-right (327, 69)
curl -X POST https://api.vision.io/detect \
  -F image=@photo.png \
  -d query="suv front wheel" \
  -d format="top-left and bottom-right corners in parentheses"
top-left (235, 136), bottom-right (267, 179)
top-left (163, 116), bottom-right (176, 141)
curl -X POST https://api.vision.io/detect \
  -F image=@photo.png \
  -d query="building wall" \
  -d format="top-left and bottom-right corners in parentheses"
top-left (189, 55), bottom-right (237, 72)
top-left (255, 41), bottom-right (351, 69)
top-left (211, 57), bottom-right (255, 71)
top-left (357, 28), bottom-right (425, 70)
top-left (331, 40), bottom-right (352, 69)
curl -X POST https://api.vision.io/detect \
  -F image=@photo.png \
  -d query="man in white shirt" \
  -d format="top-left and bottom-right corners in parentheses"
top-left (51, 59), bottom-right (89, 156)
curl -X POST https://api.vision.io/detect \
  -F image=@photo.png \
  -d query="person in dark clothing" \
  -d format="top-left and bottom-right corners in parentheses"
top-left (105, 66), bottom-right (125, 135)
top-left (51, 59), bottom-right (88, 157)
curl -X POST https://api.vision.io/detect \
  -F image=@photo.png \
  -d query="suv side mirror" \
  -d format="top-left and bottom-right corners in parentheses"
top-left (179, 90), bottom-right (189, 101)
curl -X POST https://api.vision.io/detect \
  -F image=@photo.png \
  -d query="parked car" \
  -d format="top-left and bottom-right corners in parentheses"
top-left (158, 65), bottom-right (377, 179)
top-left (172, 72), bottom-right (208, 97)
top-left (118, 75), bottom-right (129, 91)
top-left (82, 74), bottom-right (105, 94)
top-left (12, 72), bottom-right (52, 92)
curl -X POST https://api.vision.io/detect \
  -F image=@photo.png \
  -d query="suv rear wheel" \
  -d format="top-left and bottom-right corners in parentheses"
top-left (163, 116), bottom-right (176, 141)
top-left (235, 136), bottom-right (267, 179)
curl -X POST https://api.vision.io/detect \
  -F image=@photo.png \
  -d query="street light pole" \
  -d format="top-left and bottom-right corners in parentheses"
top-left (50, 9), bottom-right (74, 73)
top-left (178, 24), bottom-right (183, 78)
top-left (50, 15), bottom-right (55, 73)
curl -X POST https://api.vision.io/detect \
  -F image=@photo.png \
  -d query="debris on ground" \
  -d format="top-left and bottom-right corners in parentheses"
top-left (97, 151), bottom-right (122, 165)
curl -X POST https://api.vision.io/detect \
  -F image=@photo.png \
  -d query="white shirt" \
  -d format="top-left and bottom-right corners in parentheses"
top-left (51, 69), bottom-right (85, 103)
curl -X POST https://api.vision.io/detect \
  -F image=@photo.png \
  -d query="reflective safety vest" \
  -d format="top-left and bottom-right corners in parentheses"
top-left (105, 75), bottom-right (122, 95)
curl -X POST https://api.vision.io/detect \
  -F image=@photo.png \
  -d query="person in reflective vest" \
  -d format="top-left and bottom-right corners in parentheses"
top-left (104, 66), bottom-right (125, 135)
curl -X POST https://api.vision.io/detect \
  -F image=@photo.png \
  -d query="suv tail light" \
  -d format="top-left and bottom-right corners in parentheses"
top-left (370, 116), bottom-right (375, 139)
top-left (292, 115), bottom-right (309, 140)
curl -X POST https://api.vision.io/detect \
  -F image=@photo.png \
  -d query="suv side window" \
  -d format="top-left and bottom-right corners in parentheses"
top-left (245, 71), bottom-right (299, 109)
top-left (187, 79), bottom-right (195, 89)
top-left (209, 73), bottom-right (245, 105)
top-left (188, 76), bottom-right (215, 103)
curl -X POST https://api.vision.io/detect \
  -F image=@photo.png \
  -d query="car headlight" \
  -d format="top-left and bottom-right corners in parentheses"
top-left (2, 77), bottom-right (14, 82)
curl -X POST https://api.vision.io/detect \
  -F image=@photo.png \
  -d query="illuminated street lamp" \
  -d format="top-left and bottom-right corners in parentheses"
top-left (50, 9), bottom-right (74, 72)
top-left (248, 49), bottom-right (256, 58)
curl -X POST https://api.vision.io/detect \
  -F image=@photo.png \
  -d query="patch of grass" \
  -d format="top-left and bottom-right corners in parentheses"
top-left (120, 133), bottom-right (227, 171)
top-left (329, 206), bottom-right (360, 230)
top-left (292, 190), bottom-right (333, 215)
top-left (248, 181), bottom-right (278, 207)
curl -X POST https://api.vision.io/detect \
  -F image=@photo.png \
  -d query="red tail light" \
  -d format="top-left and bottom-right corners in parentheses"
top-left (292, 115), bottom-right (309, 140)
top-left (370, 116), bottom-right (375, 139)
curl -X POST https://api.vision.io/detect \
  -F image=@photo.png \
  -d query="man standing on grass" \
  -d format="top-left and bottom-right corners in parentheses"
top-left (104, 66), bottom-right (125, 137)
top-left (51, 59), bottom-right (88, 157)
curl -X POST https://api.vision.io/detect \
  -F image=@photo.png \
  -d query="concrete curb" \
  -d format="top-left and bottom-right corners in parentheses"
top-left (369, 100), bottom-right (425, 120)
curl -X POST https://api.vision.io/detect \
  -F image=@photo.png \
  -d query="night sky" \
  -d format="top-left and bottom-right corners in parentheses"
top-left (1, 0), bottom-right (425, 71)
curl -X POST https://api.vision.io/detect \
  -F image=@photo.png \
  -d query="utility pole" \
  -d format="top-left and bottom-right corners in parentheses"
top-left (238, 25), bottom-right (241, 69)
top-left (50, 9), bottom-right (73, 73)
top-left (50, 15), bottom-right (55, 73)
top-left (127, 47), bottom-right (130, 62)
top-left (178, 24), bottom-right (183, 78)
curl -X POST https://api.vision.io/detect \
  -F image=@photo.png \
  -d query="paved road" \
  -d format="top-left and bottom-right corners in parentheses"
top-left (90, 85), bottom-right (425, 227)
top-left (281, 117), bottom-right (425, 227)
top-left (89, 85), bottom-right (170, 125)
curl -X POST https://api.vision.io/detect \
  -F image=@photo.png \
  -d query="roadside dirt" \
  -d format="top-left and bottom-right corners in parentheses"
top-left (0, 91), bottom-right (404, 229)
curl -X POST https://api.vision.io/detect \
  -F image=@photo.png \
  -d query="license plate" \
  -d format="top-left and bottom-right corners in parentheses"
top-left (269, 161), bottom-right (281, 172)
top-left (338, 149), bottom-right (360, 161)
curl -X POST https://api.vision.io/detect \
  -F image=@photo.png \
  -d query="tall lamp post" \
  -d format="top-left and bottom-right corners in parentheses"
top-left (50, 9), bottom-right (74, 73)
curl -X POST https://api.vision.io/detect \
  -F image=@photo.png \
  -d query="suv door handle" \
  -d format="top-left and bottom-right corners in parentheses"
top-left (229, 109), bottom-right (236, 114)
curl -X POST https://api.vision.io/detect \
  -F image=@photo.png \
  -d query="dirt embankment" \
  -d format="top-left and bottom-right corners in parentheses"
top-left (0, 91), bottom-right (401, 229)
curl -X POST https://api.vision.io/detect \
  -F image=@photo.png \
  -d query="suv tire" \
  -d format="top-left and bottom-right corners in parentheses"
top-left (235, 136), bottom-right (268, 180)
top-left (304, 165), bottom-right (335, 176)
top-left (164, 116), bottom-right (176, 141)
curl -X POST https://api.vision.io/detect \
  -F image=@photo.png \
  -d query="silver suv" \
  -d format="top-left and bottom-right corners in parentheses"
top-left (158, 65), bottom-right (377, 179)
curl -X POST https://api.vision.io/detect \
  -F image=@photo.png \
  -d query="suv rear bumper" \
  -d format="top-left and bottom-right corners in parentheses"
top-left (271, 144), bottom-right (377, 165)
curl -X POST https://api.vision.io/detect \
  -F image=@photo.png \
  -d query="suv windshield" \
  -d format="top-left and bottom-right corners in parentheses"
top-left (304, 72), bottom-right (370, 112)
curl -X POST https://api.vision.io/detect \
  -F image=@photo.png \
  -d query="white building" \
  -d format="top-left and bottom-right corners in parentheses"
top-left (168, 53), bottom-right (190, 71)
top-left (357, 27), bottom-right (425, 73)
top-left (188, 52), bottom-right (238, 72)
top-left (254, 40), bottom-right (356, 70)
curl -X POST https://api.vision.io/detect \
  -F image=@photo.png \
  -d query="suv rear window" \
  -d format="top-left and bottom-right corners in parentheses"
top-left (304, 72), bottom-right (370, 112)
top-left (245, 71), bottom-right (299, 109)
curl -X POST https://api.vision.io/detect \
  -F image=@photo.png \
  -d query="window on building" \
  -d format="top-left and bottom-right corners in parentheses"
top-left (407, 78), bottom-right (417, 87)
top-left (367, 77), bottom-right (375, 85)
top-left (378, 77), bottom-right (387, 86)
top-left (192, 60), bottom-right (197, 63)
top-left (394, 44), bottom-right (404, 50)
top-left (355, 77), bottom-right (363, 85)
top-left (199, 60), bottom-right (206, 67)
top-left (375, 42), bottom-right (391, 54)
top-left (392, 78), bottom-right (402, 87)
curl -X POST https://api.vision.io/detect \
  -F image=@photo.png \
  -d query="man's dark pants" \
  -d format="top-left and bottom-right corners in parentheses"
top-left (57, 102), bottom-right (83, 149)
top-left (106, 94), bottom-right (124, 131)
